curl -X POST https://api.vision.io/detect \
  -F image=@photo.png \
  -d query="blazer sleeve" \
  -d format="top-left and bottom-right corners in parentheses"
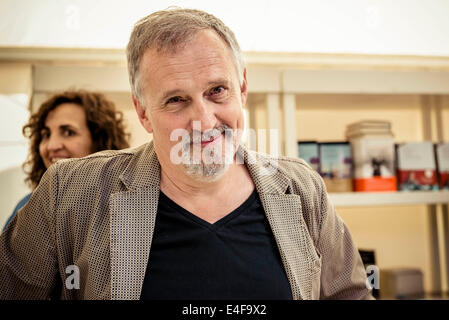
top-left (314, 176), bottom-right (374, 300)
top-left (0, 164), bottom-right (60, 299)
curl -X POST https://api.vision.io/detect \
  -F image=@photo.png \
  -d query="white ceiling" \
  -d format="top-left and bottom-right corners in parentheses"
top-left (1, 0), bottom-right (449, 56)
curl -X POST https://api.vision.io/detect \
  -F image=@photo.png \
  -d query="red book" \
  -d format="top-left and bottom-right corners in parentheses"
top-left (396, 142), bottom-right (438, 191)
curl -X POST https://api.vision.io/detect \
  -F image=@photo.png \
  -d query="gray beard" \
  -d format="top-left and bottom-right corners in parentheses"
top-left (181, 125), bottom-right (235, 182)
top-left (184, 158), bottom-right (230, 182)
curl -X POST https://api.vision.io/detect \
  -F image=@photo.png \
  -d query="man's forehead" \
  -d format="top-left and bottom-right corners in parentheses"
top-left (139, 30), bottom-right (236, 93)
top-left (150, 28), bottom-right (227, 52)
top-left (141, 30), bottom-right (229, 64)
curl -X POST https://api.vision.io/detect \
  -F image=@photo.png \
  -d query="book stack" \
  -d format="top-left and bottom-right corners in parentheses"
top-left (346, 120), bottom-right (393, 139)
top-left (396, 142), bottom-right (438, 191)
top-left (346, 120), bottom-right (397, 192)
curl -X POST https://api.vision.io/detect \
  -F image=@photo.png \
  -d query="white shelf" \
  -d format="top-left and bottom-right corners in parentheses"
top-left (329, 190), bottom-right (449, 207)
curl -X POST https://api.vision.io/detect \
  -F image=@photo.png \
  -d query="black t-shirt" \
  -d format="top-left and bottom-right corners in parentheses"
top-left (140, 189), bottom-right (293, 300)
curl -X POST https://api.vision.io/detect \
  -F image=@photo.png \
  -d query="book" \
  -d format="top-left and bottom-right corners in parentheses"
top-left (347, 120), bottom-right (391, 132)
top-left (319, 142), bottom-right (353, 192)
top-left (435, 143), bottom-right (449, 190)
top-left (359, 249), bottom-right (380, 298)
top-left (346, 127), bottom-right (394, 140)
top-left (298, 141), bottom-right (320, 171)
top-left (350, 136), bottom-right (396, 192)
top-left (396, 142), bottom-right (438, 191)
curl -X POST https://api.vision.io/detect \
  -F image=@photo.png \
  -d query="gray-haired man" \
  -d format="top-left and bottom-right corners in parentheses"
top-left (0, 8), bottom-right (373, 300)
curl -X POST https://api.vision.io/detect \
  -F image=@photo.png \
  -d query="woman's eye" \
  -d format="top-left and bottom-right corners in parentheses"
top-left (63, 129), bottom-right (75, 137)
top-left (41, 131), bottom-right (49, 139)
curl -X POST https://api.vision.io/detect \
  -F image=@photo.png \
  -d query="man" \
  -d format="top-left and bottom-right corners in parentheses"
top-left (0, 8), bottom-right (373, 300)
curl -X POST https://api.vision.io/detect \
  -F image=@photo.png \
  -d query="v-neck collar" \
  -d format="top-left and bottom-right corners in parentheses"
top-left (159, 189), bottom-right (258, 231)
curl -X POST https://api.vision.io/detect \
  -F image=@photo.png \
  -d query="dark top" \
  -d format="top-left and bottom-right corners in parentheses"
top-left (140, 189), bottom-right (293, 300)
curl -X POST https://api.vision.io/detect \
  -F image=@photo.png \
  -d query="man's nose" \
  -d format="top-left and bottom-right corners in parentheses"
top-left (191, 99), bottom-right (217, 131)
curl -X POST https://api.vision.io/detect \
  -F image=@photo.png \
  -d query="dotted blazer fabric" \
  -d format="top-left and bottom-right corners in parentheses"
top-left (0, 142), bottom-right (373, 300)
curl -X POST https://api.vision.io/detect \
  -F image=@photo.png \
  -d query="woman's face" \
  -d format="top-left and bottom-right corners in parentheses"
top-left (39, 103), bottom-right (94, 169)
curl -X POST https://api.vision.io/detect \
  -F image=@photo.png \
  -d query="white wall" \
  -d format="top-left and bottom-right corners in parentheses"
top-left (0, 94), bottom-right (30, 229)
top-left (0, 166), bottom-right (29, 228)
top-left (1, 0), bottom-right (449, 56)
top-left (0, 64), bottom-right (33, 229)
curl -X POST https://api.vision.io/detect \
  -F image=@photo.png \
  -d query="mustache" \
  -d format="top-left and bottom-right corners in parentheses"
top-left (183, 124), bottom-right (232, 145)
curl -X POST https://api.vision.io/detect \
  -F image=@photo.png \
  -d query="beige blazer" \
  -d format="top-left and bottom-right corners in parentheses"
top-left (0, 142), bottom-right (373, 300)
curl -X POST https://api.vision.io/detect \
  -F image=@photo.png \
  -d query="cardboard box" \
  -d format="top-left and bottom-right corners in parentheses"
top-left (380, 268), bottom-right (424, 299)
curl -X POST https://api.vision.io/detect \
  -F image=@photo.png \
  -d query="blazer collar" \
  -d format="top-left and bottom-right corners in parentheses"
top-left (237, 145), bottom-right (290, 195)
top-left (119, 141), bottom-right (291, 194)
top-left (119, 142), bottom-right (161, 190)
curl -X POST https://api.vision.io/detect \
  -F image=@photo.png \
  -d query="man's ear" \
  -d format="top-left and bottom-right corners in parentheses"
top-left (132, 95), bottom-right (153, 134)
top-left (240, 68), bottom-right (248, 106)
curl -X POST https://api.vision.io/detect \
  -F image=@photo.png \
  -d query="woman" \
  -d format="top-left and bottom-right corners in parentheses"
top-left (3, 89), bottom-right (130, 230)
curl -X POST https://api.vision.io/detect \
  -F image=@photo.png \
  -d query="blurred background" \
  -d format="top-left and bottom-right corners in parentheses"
top-left (1, 0), bottom-right (448, 299)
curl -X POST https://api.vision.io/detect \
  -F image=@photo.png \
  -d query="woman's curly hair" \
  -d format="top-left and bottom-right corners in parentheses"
top-left (23, 90), bottom-right (130, 189)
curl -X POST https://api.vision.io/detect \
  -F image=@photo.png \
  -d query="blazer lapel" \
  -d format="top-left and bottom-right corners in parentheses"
top-left (109, 143), bottom-right (161, 300)
top-left (241, 147), bottom-right (318, 300)
top-left (259, 194), bottom-right (318, 300)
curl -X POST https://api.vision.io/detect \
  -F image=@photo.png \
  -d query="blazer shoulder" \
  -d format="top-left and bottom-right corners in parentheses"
top-left (58, 144), bottom-right (144, 167)
top-left (52, 144), bottom-right (147, 186)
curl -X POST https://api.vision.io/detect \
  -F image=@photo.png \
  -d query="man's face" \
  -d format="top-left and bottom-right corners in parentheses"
top-left (134, 29), bottom-right (247, 181)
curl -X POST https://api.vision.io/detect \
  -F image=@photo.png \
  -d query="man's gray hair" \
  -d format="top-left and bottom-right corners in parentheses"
top-left (126, 8), bottom-right (245, 106)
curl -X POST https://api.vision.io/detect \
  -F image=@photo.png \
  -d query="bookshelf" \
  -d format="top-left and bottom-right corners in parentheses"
top-left (244, 52), bottom-right (449, 297)
top-left (329, 190), bottom-right (449, 207)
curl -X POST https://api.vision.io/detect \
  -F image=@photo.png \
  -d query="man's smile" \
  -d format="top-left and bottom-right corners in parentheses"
top-left (200, 132), bottom-right (222, 147)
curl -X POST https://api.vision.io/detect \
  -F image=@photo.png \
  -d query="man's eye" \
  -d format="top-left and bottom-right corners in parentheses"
top-left (166, 96), bottom-right (183, 104)
top-left (211, 86), bottom-right (225, 95)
